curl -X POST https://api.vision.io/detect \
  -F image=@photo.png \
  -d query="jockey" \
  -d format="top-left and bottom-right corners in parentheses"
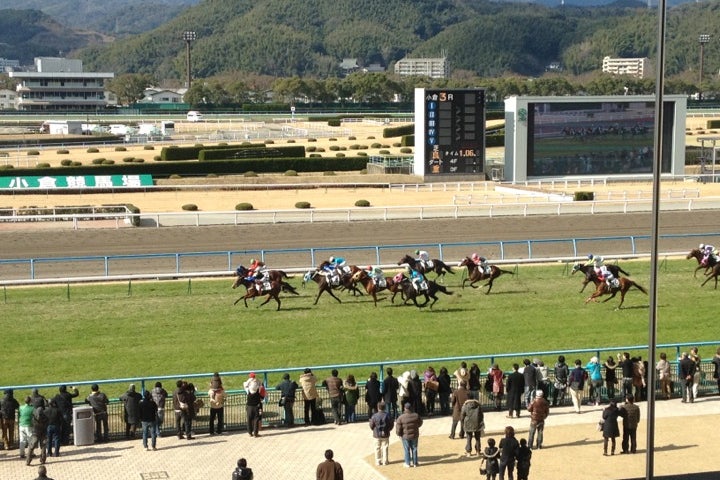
top-left (471, 252), bottom-right (488, 273)
top-left (328, 255), bottom-right (347, 275)
top-left (406, 266), bottom-right (426, 292)
top-left (246, 258), bottom-right (266, 280)
top-left (368, 266), bottom-right (384, 285)
top-left (586, 254), bottom-right (604, 276)
top-left (415, 249), bottom-right (430, 269)
top-left (598, 265), bottom-right (618, 289)
top-left (699, 243), bottom-right (717, 266)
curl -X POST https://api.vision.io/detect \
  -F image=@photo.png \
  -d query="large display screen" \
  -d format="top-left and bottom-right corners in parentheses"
top-left (527, 101), bottom-right (673, 177)
top-left (424, 89), bottom-right (485, 175)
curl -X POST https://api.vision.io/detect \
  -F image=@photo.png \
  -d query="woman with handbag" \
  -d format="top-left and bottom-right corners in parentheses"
top-left (423, 366), bottom-right (438, 415)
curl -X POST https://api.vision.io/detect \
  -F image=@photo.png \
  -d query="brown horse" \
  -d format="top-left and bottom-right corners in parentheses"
top-left (686, 248), bottom-right (717, 278)
top-left (232, 266), bottom-right (298, 295)
top-left (458, 257), bottom-right (514, 294)
top-left (584, 277), bottom-right (648, 309)
top-left (570, 263), bottom-right (630, 293)
top-left (233, 279), bottom-right (283, 311)
top-left (397, 278), bottom-right (453, 309)
top-left (302, 267), bottom-right (363, 305)
top-left (700, 263), bottom-right (720, 289)
top-left (397, 254), bottom-right (454, 281)
top-left (351, 270), bottom-right (398, 307)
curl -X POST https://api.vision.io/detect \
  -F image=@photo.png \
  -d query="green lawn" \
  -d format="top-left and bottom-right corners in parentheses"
top-left (3, 259), bottom-right (718, 398)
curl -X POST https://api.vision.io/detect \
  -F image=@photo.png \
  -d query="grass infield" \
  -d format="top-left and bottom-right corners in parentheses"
top-left (3, 259), bottom-right (718, 397)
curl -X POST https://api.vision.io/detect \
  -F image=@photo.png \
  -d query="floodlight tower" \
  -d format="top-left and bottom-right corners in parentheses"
top-left (698, 34), bottom-right (710, 100)
top-left (182, 31), bottom-right (197, 89)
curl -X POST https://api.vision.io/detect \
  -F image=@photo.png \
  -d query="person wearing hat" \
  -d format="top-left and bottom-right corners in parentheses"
top-left (395, 402), bottom-right (423, 468)
top-left (208, 373), bottom-right (225, 435)
top-left (527, 390), bottom-right (549, 450)
top-left (275, 373), bottom-right (298, 427)
top-left (85, 384), bottom-right (109, 442)
top-left (119, 384), bottom-right (142, 439)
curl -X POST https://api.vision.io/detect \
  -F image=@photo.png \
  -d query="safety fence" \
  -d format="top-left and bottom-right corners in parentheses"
top-left (1, 341), bottom-right (716, 444)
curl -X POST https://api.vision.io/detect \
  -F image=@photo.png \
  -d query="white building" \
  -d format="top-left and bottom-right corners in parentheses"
top-left (0, 89), bottom-right (16, 109)
top-left (602, 56), bottom-right (651, 79)
top-left (139, 88), bottom-right (184, 104)
top-left (9, 57), bottom-right (114, 111)
top-left (394, 57), bottom-right (449, 79)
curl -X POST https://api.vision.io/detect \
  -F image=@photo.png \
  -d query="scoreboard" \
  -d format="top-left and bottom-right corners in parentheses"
top-left (416, 88), bottom-right (486, 176)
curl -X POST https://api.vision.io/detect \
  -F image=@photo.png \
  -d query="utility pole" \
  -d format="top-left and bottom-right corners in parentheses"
top-left (182, 31), bottom-right (196, 90)
top-left (698, 34), bottom-right (710, 100)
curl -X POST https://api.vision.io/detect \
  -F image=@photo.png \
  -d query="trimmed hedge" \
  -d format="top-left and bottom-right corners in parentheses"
top-left (401, 135), bottom-right (414, 147)
top-left (383, 124), bottom-right (414, 138)
top-left (198, 145), bottom-right (305, 161)
top-left (487, 133), bottom-right (505, 148)
top-left (574, 191), bottom-right (595, 201)
top-left (160, 143), bottom-right (265, 161)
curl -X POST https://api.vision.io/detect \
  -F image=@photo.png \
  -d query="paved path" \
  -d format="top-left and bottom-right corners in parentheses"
top-left (3, 394), bottom-right (717, 480)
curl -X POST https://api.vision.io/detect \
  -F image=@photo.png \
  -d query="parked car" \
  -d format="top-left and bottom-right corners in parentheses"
top-left (186, 111), bottom-right (203, 122)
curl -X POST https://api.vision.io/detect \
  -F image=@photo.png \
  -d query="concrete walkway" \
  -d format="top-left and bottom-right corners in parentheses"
top-left (2, 394), bottom-right (718, 480)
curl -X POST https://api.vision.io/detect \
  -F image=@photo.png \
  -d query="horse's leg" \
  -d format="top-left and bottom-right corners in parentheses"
top-left (484, 278), bottom-right (494, 295)
top-left (579, 279), bottom-right (589, 293)
top-left (429, 294), bottom-right (438, 309)
top-left (602, 290), bottom-right (618, 303)
top-left (701, 275), bottom-right (714, 288)
top-left (326, 286), bottom-right (342, 303)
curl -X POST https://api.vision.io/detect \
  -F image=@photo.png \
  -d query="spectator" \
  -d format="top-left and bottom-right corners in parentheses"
top-left (85, 384), bottom-right (109, 442)
top-left (585, 356), bottom-right (603, 406)
top-left (382, 368), bottom-right (399, 419)
top-left (620, 395), bottom-right (640, 454)
top-left (407, 370), bottom-right (424, 416)
top-left (498, 425), bottom-right (519, 480)
top-left (437, 366), bottom-right (452, 415)
top-left (568, 359), bottom-right (586, 414)
top-left (689, 347), bottom-right (702, 399)
top-left (364, 372), bottom-right (382, 418)
top-left (454, 361), bottom-right (469, 386)
top-left (30, 389), bottom-right (47, 409)
top-left (656, 353), bottom-right (671, 400)
top-left (26, 405), bottom-right (48, 466)
top-left (0, 388), bottom-right (20, 450)
top-left (536, 360), bottom-right (550, 398)
top-left (299, 368), bottom-right (319, 426)
top-left (316, 449), bottom-right (343, 480)
top-left (397, 371), bottom-right (411, 407)
top-left (506, 364), bottom-right (524, 418)
top-left (33, 465), bottom-right (54, 480)
top-left (449, 380), bottom-right (469, 439)
top-left (151, 381), bottom-right (168, 437)
top-left (369, 402), bottom-right (394, 466)
top-left (322, 369), bottom-right (344, 425)
top-left (343, 374), bottom-right (359, 423)
top-left (468, 363), bottom-right (482, 400)
top-left (19, 396), bottom-right (33, 459)
top-left (712, 347), bottom-right (720, 396)
top-left (119, 384), bottom-right (142, 439)
top-left (208, 374), bottom-right (226, 435)
top-left (604, 356), bottom-right (618, 401)
top-left (516, 438), bottom-right (532, 480)
top-left (232, 458), bottom-right (254, 480)
top-left (423, 366), bottom-right (439, 415)
top-left (633, 356), bottom-right (647, 401)
top-left (245, 373), bottom-right (264, 437)
top-left (527, 390), bottom-right (549, 450)
top-left (461, 396), bottom-right (484, 456)
top-left (275, 373), bottom-right (298, 428)
top-left (489, 363), bottom-right (505, 412)
top-left (620, 352), bottom-right (635, 399)
top-left (601, 400), bottom-right (622, 456)
top-left (173, 380), bottom-right (193, 440)
top-left (552, 355), bottom-right (569, 407)
top-left (53, 385), bottom-right (78, 446)
top-left (679, 352), bottom-right (696, 403)
top-left (482, 437), bottom-right (500, 480)
top-left (138, 390), bottom-right (158, 451)
top-left (396, 402), bottom-right (423, 468)
top-left (521, 359), bottom-right (537, 407)
top-left (44, 399), bottom-right (62, 458)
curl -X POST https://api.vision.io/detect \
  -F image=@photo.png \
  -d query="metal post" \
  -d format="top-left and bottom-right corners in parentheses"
top-left (182, 31), bottom-right (196, 90)
top-left (698, 34), bottom-right (710, 100)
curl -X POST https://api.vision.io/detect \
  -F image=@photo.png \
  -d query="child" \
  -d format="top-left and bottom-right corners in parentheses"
top-left (516, 438), bottom-right (532, 480)
top-left (482, 437), bottom-right (500, 480)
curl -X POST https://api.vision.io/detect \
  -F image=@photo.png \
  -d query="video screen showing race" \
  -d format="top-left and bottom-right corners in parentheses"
top-left (526, 101), bottom-right (673, 177)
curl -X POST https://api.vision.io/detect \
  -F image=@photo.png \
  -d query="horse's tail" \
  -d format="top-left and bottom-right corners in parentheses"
top-left (617, 266), bottom-right (631, 276)
top-left (281, 281), bottom-right (300, 295)
top-left (436, 284), bottom-right (453, 295)
top-left (439, 261), bottom-right (454, 274)
top-left (632, 281), bottom-right (648, 295)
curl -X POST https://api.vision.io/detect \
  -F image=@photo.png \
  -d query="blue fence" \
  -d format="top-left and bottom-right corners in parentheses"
top-left (0, 232), bottom-right (713, 282)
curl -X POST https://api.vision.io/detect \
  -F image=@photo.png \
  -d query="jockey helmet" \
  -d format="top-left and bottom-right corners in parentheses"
top-left (587, 254), bottom-right (594, 260)
top-left (471, 253), bottom-right (479, 261)
top-left (329, 256), bottom-right (335, 263)
top-left (699, 243), bottom-right (705, 250)
top-left (405, 266), bottom-right (411, 273)
top-left (249, 258), bottom-right (255, 264)
top-left (414, 249), bottom-right (420, 255)
top-left (366, 265), bottom-right (372, 271)
top-left (374, 267), bottom-right (382, 274)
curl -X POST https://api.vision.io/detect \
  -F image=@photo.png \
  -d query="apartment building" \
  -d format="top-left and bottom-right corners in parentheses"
top-left (601, 56), bottom-right (651, 79)
top-left (394, 56), bottom-right (449, 79)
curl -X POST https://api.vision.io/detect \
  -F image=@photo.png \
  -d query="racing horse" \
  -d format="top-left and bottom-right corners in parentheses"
top-left (584, 276), bottom-right (647, 309)
top-left (351, 270), bottom-right (398, 307)
top-left (570, 262), bottom-right (630, 293)
top-left (233, 279), bottom-right (284, 311)
top-left (397, 278), bottom-right (453, 309)
top-left (302, 266), bottom-right (363, 305)
top-left (686, 248), bottom-right (718, 278)
top-left (699, 262), bottom-right (720, 289)
top-left (232, 266), bottom-right (298, 295)
top-left (458, 256), bottom-right (514, 294)
top-left (397, 254), bottom-right (454, 281)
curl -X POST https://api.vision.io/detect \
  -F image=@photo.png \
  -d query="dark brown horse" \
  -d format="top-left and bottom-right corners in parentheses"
top-left (458, 257), bottom-right (514, 294)
top-left (232, 266), bottom-right (298, 295)
top-left (700, 263), bottom-right (720, 289)
top-left (686, 248), bottom-right (718, 278)
top-left (351, 270), bottom-right (398, 307)
top-left (397, 278), bottom-right (453, 309)
top-left (302, 267), bottom-right (363, 305)
top-left (584, 277), bottom-right (647, 309)
top-left (233, 279), bottom-right (284, 311)
top-left (397, 254), bottom-right (454, 280)
top-left (570, 263), bottom-right (630, 293)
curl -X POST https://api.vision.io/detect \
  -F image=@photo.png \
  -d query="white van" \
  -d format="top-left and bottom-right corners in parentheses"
top-left (186, 111), bottom-right (203, 122)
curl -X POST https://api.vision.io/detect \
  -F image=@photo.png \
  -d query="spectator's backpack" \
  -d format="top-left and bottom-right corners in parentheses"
top-left (375, 411), bottom-right (394, 438)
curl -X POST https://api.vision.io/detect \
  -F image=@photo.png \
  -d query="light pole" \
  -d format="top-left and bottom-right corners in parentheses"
top-left (698, 34), bottom-right (710, 100)
top-left (182, 31), bottom-right (196, 90)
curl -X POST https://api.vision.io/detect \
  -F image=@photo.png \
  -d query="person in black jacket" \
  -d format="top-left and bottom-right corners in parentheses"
top-left (139, 390), bottom-right (158, 451)
top-left (505, 364), bottom-right (524, 419)
top-left (44, 399), bottom-right (63, 458)
top-left (382, 368), bottom-right (399, 419)
top-left (0, 388), bottom-right (20, 450)
top-left (679, 352), bottom-right (697, 403)
top-left (52, 385), bottom-right (78, 446)
top-left (275, 373), bottom-right (298, 427)
top-left (365, 372), bottom-right (382, 418)
top-left (232, 458), bottom-right (253, 480)
top-left (498, 425), bottom-right (519, 480)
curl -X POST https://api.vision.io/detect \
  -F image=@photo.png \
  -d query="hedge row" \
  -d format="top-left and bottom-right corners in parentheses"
top-left (160, 143), bottom-right (264, 161)
top-left (401, 135), bottom-right (414, 147)
top-left (487, 133), bottom-right (504, 148)
top-left (383, 124), bottom-right (414, 138)
top-left (0, 157), bottom-right (368, 179)
top-left (707, 120), bottom-right (720, 129)
top-left (0, 134), bottom-right (118, 147)
top-left (199, 145), bottom-right (306, 161)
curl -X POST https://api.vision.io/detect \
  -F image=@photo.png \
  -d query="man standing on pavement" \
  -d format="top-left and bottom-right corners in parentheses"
top-left (396, 402), bottom-right (423, 468)
top-left (299, 368), bottom-right (319, 426)
top-left (521, 359), bottom-right (537, 408)
top-left (276, 373), bottom-right (298, 428)
top-left (679, 352), bottom-right (696, 403)
top-left (316, 449), bottom-right (343, 480)
top-left (151, 382), bottom-right (168, 437)
top-left (52, 385), bottom-right (79, 446)
top-left (383, 367), bottom-right (400, 419)
top-left (322, 369), bottom-right (344, 425)
top-left (527, 390), bottom-right (550, 450)
top-left (369, 402), bottom-right (394, 466)
top-left (460, 396), bottom-right (484, 456)
top-left (620, 395), bottom-right (640, 454)
top-left (85, 384), bottom-right (109, 442)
